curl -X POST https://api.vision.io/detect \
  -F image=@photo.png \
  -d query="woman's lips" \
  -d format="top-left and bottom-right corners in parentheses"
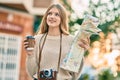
top-left (49, 20), bottom-right (56, 23)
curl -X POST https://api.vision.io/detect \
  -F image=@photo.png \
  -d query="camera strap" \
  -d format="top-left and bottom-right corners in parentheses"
top-left (37, 33), bottom-right (62, 80)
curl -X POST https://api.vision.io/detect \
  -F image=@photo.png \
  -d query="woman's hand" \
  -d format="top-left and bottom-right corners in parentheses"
top-left (24, 38), bottom-right (29, 49)
top-left (78, 37), bottom-right (90, 50)
top-left (23, 38), bottom-right (35, 55)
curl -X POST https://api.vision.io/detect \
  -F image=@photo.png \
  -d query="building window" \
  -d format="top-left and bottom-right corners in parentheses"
top-left (0, 33), bottom-right (22, 80)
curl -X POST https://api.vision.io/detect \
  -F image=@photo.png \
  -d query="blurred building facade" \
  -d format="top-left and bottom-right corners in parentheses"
top-left (0, 0), bottom-right (59, 80)
top-left (0, 7), bottom-right (34, 80)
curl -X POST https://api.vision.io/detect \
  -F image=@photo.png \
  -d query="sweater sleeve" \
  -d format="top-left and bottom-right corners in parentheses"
top-left (26, 35), bottom-right (39, 78)
top-left (26, 54), bottom-right (38, 78)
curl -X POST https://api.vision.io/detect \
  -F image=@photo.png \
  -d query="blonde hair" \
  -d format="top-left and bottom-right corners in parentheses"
top-left (36, 4), bottom-right (69, 35)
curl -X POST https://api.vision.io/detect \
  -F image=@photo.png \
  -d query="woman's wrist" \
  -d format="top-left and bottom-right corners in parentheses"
top-left (26, 50), bottom-right (34, 56)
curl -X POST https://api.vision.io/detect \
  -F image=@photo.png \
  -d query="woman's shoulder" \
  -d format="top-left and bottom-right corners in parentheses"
top-left (34, 34), bottom-right (44, 40)
top-left (63, 34), bottom-right (75, 42)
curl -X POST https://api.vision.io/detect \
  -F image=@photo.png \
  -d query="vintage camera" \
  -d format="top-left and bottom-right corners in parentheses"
top-left (40, 69), bottom-right (57, 79)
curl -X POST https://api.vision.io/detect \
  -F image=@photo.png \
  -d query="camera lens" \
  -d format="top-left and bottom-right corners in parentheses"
top-left (43, 69), bottom-right (52, 78)
top-left (44, 70), bottom-right (49, 75)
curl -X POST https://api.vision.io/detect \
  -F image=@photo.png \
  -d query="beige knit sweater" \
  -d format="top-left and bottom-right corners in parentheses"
top-left (26, 34), bottom-right (84, 80)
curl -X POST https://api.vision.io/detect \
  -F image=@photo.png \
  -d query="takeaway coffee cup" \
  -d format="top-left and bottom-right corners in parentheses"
top-left (26, 36), bottom-right (35, 50)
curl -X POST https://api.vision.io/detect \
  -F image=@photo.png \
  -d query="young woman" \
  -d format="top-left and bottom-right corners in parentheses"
top-left (24, 3), bottom-right (90, 80)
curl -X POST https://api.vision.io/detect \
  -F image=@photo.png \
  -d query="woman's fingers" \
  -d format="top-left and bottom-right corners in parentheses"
top-left (24, 38), bottom-right (28, 42)
top-left (80, 37), bottom-right (90, 44)
top-left (78, 38), bottom-right (90, 50)
top-left (23, 37), bottom-right (35, 56)
top-left (23, 39), bottom-right (29, 49)
top-left (78, 41), bottom-right (85, 48)
top-left (24, 42), bottom-right (29, 49)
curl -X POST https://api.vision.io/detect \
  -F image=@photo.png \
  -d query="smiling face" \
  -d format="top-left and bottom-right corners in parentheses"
top-left (37, 4), bottom-right (69, 35)
top-left (46, 7), bottom-right (61, 28)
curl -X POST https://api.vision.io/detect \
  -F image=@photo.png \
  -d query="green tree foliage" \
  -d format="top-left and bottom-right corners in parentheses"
top-left (33, 16), bottom-right (42, 33)
top-left (98, 69), bottom-right (114, 80)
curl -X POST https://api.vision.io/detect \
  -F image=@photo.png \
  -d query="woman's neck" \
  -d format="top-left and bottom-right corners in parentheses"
top-left (48, 27), bottom-right (61, 36)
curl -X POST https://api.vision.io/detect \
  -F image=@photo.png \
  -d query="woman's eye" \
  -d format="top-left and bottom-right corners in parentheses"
top-left (55, 13), bottom-right (60, 16)
top-left (48, 12), bottom-right (52, 15)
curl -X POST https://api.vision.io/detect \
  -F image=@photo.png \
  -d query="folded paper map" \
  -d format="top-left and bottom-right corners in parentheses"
top-left (60, 14), bottom-right (101, 72)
